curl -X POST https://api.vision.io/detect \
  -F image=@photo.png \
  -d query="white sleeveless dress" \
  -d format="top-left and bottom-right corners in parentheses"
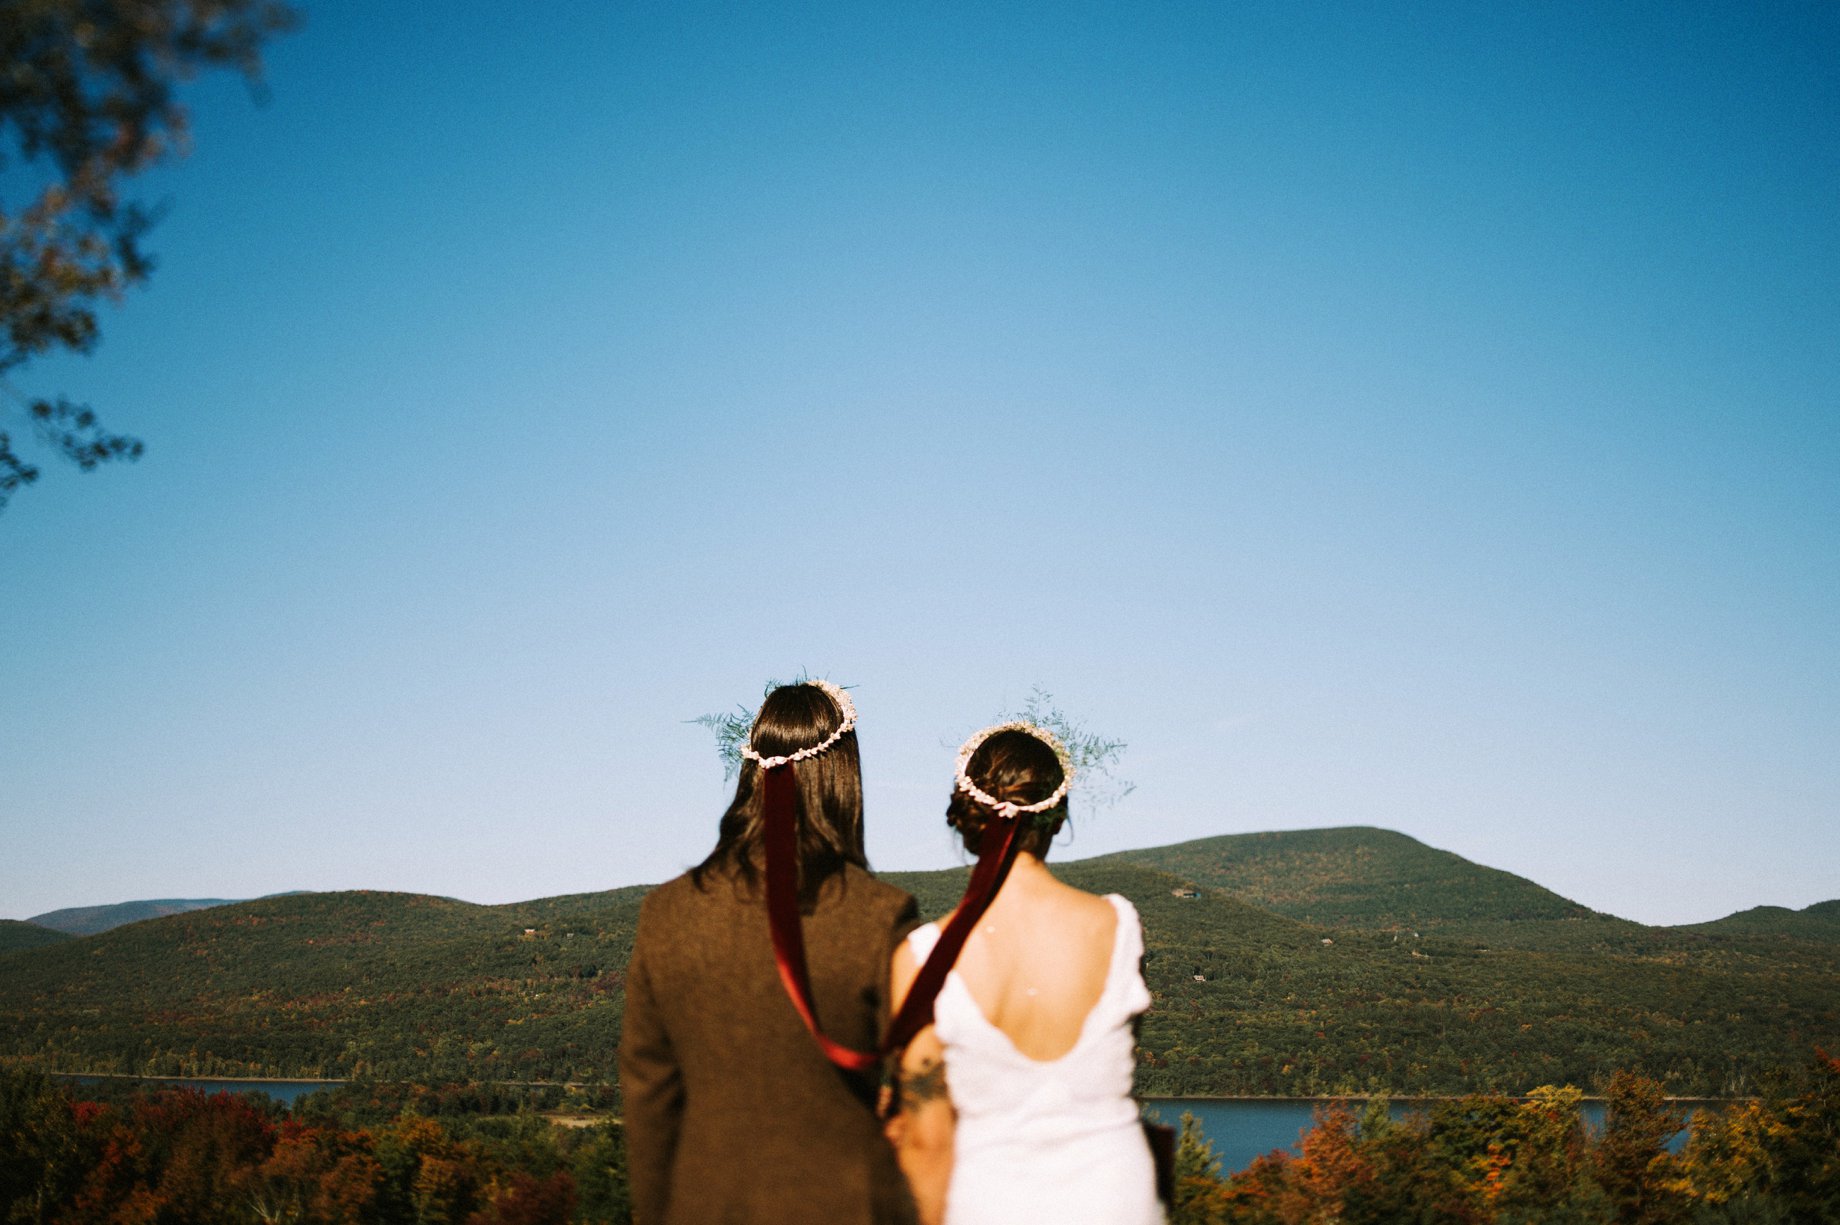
top-left (905, 894), bottom-right (1165, 1225)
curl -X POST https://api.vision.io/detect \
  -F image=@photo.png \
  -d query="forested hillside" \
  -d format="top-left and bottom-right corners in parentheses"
top-left (1097, 827), bottom-right (1606, 928)
top-left (0, 921), bottom-right (68, 954)
top-left (0, 889), bottom-right (646, 1084)
top-left (1683, 900), bottom-right (1840, 942)
top-left (1099, 828), bottom-right (1840, 962)
top-left (1049, 858), bottom-right (1834, 1097)
top-left (1, 831), bottom-right (1834, 1097)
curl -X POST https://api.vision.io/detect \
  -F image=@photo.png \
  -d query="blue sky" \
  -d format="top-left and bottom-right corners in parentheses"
top-left (4, 1), bottom-right (1835, 925)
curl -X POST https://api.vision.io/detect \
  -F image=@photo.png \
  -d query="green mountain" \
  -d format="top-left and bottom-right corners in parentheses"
top-left (1097, 826), bottom-right (1606, 928)
top-left (28, 898), bottom-right (246, 936)
top-left (0, 888), bottom-right (645, 1084)
top-left (1047, 853), bottom-right (1835, 1098)
top-left (1096, 827), bottom-right (1840, 963)
top-left (1681, 900), bottom-right (1840, 943)
top-left (0, 830), bottom-right (1833, 1098)
top-left (0, 921), bottom-right (69, 955)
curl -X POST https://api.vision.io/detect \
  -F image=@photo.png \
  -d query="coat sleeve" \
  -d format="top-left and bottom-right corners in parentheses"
top-left (619, 915), bottom-right (683, 1225)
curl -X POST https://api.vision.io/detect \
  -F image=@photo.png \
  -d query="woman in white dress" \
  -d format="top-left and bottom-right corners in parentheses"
top-left (888, 723), bottom-right (1164, 1225)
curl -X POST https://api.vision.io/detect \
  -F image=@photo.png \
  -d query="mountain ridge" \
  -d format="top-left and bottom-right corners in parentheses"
top-left (20, 828), bottom-right (1830, 937)
top-left (1, 827), bottom-right (1834, 1097)
top-left (0, 920), bottom-right (70, 955)
top-left (1681, 899), bottom-right (1840, 943)
top-left (1096, 826), bottom-right (1609, 928)
top-left (28, 897), bottom-right (248, 936)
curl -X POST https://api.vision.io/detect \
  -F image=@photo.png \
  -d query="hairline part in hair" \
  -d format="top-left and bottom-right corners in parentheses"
top-left (742, 678), bottom-right (857, 768)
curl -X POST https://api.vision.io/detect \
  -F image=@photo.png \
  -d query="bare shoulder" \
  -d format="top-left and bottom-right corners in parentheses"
top-left (890, 913), bottom-right (938, 1006)
top-left (1049, 880), bottom-right (1125, 929)
top-left (891, 932), bottom-right (919, 994)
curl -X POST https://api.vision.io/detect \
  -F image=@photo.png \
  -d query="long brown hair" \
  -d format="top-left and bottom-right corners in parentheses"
top-left (693, 682), bottom-right (867, 906)
top-left (946, 727), bottom-right (1068, 859)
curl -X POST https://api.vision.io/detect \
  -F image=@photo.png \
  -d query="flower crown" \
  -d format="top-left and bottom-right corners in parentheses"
top-left (953, 720), bottom-right (1074, 820)
top-left (740, 679), bottom-right (858, 770)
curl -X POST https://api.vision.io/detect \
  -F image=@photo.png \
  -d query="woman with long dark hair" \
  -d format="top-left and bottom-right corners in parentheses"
top-left (887, 723), bottom-right (1162, 1225)
top-left (619, 681), bottom-right (919, 1224)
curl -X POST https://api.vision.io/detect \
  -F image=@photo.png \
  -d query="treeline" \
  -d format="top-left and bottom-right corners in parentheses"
top-left (0, 1071), bottom-right (630, 1225)
top-left (1170, 1054), bottom-right (1840, 1224)
top-left (3, 1059), bottom-right (1837, 1224)
top-left (2, 861), bottom-right (1834, 1097)
top-left (0, 890), bottom-right (639, 1085)
top-left (1080, 862), bottom-right (1839, 1101)
top-left (1099, 827), bottom-right (1605, 928)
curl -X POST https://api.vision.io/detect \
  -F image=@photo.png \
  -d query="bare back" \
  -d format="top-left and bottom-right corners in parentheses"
top-left (940, 856), bottom-right (1119, 1062)
top-left (887, 855), bottom-right (1158, 1225)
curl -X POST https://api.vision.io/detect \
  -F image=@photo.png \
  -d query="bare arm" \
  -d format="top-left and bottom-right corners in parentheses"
top-left (889, 941), bottom-right (955, 1225)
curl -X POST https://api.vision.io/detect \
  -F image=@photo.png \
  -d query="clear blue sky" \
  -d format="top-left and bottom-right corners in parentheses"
top-left (4, 1), bottom-right (1835, 926)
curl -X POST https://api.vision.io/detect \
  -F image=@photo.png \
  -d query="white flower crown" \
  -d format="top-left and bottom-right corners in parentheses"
top-left (953, 720), bottom-right (1075, 820)
top-left (739, 679), bottom-right (858, 770)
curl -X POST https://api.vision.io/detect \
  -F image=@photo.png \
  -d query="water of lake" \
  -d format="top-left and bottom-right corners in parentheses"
top-left (58, 1074), bottom-right (341, 1107)
top-left (48, 1076), bottom-right (1706, 1166)
top-left (1141, 1097), bottom-right (1706, 1175)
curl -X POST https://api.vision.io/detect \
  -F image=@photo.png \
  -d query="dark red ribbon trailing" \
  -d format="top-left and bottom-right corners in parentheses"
top-left (762, 763), bottom-right (1025, 1071)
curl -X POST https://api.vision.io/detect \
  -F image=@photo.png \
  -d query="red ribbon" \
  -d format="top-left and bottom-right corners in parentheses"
top-left (762, 763), bottom-right (1025, 1071)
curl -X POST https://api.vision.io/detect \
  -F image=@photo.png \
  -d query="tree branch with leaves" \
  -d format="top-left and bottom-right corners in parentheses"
top-left (0, 0), bottom-right (297, 511)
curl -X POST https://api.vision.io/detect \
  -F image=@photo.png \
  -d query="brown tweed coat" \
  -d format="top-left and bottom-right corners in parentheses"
top-left (619, 864), bottom-right (920, 1225)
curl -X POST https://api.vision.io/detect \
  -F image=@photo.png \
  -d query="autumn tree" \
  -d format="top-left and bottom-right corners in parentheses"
top-left (1169, 1112), bottom-right (1235, 1225)
top-left (0, 1067), bottom-right (100, 1224)
top-left (1591, 1070), bottom-right (1689, 1224)
top-left (0, 0), bottom-right (296, 511)
top-left (1676, 1049), bottom-right (1840, 1220)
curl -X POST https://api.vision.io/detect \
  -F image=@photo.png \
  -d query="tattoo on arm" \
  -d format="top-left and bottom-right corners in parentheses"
top-left (901, 1058), bottom-right (950, 1106)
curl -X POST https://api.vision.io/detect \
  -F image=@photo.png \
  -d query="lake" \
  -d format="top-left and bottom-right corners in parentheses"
top-left (58, 1074), bottom-right (343, 1107)
top-left (48, 1076), bottom-right (1709, 1164)
top-left (1141, 1096), bottom-right (1710, 1175)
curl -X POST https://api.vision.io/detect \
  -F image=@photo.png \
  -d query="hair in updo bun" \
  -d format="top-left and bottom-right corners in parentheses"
top-left (947, 728), bottom-right (1068, 858)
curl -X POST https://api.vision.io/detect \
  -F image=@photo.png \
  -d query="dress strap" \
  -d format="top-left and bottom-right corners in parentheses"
top-left (1105, 895), bottom-right (1143, 966)
top-left (1102, 894), bottom-right (1152, 1018)
top-left (907, 921), bottom-right (942, 961)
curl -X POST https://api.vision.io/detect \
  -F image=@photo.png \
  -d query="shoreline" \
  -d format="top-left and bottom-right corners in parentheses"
top-left (1144, 1093), bottom-right (1743, 1106)
top-left (50, 1072), bottom-right (348, 1086)
top-left (39, 1074), bottom-right (1745, 1105)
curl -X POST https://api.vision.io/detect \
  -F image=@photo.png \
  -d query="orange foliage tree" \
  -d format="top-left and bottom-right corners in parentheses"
top-left (1169, 1053), bottom-right (1840, 1225)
